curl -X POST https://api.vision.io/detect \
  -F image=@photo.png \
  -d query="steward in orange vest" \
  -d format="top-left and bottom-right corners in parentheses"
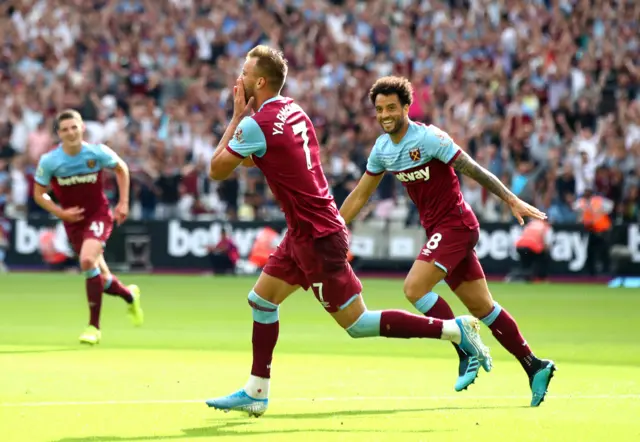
top-left (573, 189), bottom-right (613, 276)
top-left (510, 219), bottom-right (551, 282)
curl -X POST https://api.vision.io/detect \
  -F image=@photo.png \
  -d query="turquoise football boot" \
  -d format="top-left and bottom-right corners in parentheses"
top-left (455, 315), bottom-right (493, 373)
top-left (455, 355), bottom-right (481, 392)
top-left (530, 360), bottom-right (556, 406)
top-left (206, 389), bottom-right (268, 417)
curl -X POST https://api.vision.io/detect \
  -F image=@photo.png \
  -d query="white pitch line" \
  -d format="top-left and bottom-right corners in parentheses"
top-left (1, 394), bottom-right (639, 408)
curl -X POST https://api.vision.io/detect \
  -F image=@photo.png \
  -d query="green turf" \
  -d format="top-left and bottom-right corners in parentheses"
top-left (0, 273), bottom-right (639, 442)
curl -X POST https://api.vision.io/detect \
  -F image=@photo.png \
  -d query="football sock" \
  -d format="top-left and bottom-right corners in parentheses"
top-left (344, 310), bottom-right (445, 339)
top-left (84, 267), bottom-right (104, 329)
top-left (481, 301), bottom-right (541, 376)
top-left (414, 292), bottom-right (466, 359)
top-left (103, 274), bottom-right (134, 303)
top-left (244, 375), bottom-right (270, 400)
top-left (247, 291), bottom-right (279, 399)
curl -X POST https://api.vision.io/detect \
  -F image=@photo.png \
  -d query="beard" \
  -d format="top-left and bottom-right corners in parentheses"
top-left (243, 82), bottom-right (254, 103)
top-left (379, 116), bottom-right (404, 134)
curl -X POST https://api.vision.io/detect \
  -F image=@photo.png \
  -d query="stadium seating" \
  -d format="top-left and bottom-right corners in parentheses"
top-left (0, 0), bottom-right (638, 224)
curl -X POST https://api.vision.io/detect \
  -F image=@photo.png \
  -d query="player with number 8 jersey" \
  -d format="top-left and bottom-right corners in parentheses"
top-left (33, 110), bottom-right (144, 345)
top-left (205, 46), bottom-right (493, 418)
top-left (340, 76), bottom-right (555, 407)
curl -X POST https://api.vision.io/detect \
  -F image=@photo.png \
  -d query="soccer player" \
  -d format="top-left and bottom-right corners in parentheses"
top-left (339, 76), bottom-right (555, 407)
top-left (33, 110), bottom-right (144, 345)
top-left (205, 46), bottom-right (492, 417)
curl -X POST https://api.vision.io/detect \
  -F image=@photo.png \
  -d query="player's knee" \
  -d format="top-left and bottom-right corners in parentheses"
top-left (345, 310), bottom-right (381, 338)
top-left (468, 298), bottom-right (494, 319)
top-left (403, 278), bottom-right (426, 303)
top-left (79, 255), bottom-right (96, 271)
top-left (248, 290), bottom-right (279, 324)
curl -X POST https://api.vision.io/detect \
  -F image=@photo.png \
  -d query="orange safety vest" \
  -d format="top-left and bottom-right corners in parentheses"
top-left (516, 220), bottom-right (550, 253)
top-left (576, 196), bottom-right (611, 233)
top-left (248, 227), bottom-right (355, 268)
top-left (39, 230), bottom-right (69, 265)
top-left (248, 227), bottom-right (280, 268)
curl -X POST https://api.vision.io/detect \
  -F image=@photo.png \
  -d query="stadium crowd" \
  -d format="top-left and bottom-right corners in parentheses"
top-left (0, 0), bottom-right (638, 225)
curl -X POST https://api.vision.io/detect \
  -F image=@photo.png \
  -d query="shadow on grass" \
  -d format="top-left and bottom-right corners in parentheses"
top-left (53, 404), bottom-right (521, 441)
top-left (0, 347), bottom-right (80, 355)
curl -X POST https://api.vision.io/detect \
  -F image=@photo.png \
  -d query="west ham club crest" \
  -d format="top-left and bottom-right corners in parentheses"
top-left (234, 128), bottom-right (244, 144)
top-left (409, 148), bottom-right (421, 162)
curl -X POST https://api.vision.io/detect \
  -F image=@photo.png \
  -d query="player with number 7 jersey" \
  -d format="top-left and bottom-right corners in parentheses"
top-left (205, 46), bottom-right (493, 418)
top-left (33, 110), bottom-right (143, 345)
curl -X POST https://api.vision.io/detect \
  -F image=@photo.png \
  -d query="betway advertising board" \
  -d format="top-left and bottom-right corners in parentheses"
top-left (5, 219), bottom-right (640, 275)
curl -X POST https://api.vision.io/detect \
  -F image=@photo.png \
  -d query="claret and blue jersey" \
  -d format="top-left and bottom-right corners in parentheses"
top-left (35, 142), bottom-right (118, 216)
top-left (366, 121), bottom-right (479, 232)
top-left (225, 95), bottom-right (344, 238)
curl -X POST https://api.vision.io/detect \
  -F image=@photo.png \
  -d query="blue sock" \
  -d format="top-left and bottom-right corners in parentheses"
top-left (413, 292), bottom-right (439, 314)
top-left (481, 302), bottom-right (503, 327)
top-left (248, 290), bottom-right (279, 324)
top-left (84, 267), bottom-right (100, 279)
top-left (346, 311), bottom-right (382, 338)
top-left (103, 274), bottom-right (113, 290)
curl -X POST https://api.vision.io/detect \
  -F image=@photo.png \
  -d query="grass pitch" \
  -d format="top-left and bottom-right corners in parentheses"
top-left (1, 273), bottom-right (639, 442)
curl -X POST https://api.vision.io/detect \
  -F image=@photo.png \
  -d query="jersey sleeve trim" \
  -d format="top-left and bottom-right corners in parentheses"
top-left (34, 176), bottom-right (50, 186)
top-left (225, 145), bottom-right (247, 159)
top-left (365, 169), bottom-right (384, 176)
top-left (446, 148), bottom-right (462, 166)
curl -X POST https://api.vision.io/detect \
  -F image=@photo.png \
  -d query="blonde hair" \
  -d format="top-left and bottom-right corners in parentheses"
top-left (247, 45), bottom-right (288, 93)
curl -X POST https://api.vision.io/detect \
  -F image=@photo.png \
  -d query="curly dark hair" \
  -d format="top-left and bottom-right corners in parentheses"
top-left (369, 76), bottom-right (414, 107)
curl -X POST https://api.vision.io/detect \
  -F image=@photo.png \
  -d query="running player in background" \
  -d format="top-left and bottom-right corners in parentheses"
top-left (33, 110), bottom-right (144, 345)
top-left (340, 76), bottom-right (555, 407)
top-left (205, 46), bottom-right (492, 417)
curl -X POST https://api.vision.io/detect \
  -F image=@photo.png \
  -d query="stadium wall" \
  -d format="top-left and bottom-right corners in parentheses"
top-left (4, 219), bottom-right (640, 277)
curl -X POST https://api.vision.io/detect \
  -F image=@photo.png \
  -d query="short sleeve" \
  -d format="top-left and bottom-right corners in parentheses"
top-left (96, 144), bottom-right (119, 168)
top-left (365, 146), bottom-right (385, 176)
top-left (226, 117), bottom-right (267, 159)
top-left (423, 125), bottom-right (461, 164)
top-left (35, 155), bottom-right (53, 186)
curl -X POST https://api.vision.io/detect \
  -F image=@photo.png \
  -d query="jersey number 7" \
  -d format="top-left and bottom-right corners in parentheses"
top-left (292, 121), bottom-right (312, 170)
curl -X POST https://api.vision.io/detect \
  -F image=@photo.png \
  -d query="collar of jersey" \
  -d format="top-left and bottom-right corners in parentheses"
top-left (58, 141), bottom-right (89, 155)
top-left (258, 95), bottom-right (284, 112)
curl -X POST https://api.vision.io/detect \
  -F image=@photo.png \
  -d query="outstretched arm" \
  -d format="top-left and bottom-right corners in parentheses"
top-left (451, 150), bottom-right (517, 205)
top-left (450, 150), bottom-right (546, 225)
top-left (340, 172), bottom-right (384, 224)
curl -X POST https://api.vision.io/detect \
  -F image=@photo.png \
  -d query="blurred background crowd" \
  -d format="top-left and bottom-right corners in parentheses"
top-left (0, 0), bottom-right (638, 225)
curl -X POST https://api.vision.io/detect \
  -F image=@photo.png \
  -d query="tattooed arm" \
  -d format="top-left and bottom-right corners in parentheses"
top-left (451, 150), bottom-right (517, 205)
top-left (450, 150), bottom-right (546, 225)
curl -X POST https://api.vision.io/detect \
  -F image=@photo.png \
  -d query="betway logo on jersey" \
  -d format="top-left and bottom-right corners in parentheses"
top-left (395, 166), bottom-right (430, 183)
top-left (56, 173), bottom-right (98, 186)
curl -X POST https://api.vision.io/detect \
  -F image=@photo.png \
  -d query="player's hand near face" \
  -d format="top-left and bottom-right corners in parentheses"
top-left (114, 201), bottom-right (129, 226)
top-left (60, 206), bottom-right (85, 223)
top-left (509, 197), bottom-right (547, 226)
top-left (233, 77), bottom-right (255, 121)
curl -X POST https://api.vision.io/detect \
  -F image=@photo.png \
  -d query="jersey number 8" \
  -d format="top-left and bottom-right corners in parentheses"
top-left (426, 233), bottom-right (442, 250)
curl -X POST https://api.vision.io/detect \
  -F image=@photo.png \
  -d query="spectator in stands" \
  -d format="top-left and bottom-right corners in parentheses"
top-left (0, 0), bottom-right (636, 229)
top-left (206, 230), bottom-right (238, 275)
